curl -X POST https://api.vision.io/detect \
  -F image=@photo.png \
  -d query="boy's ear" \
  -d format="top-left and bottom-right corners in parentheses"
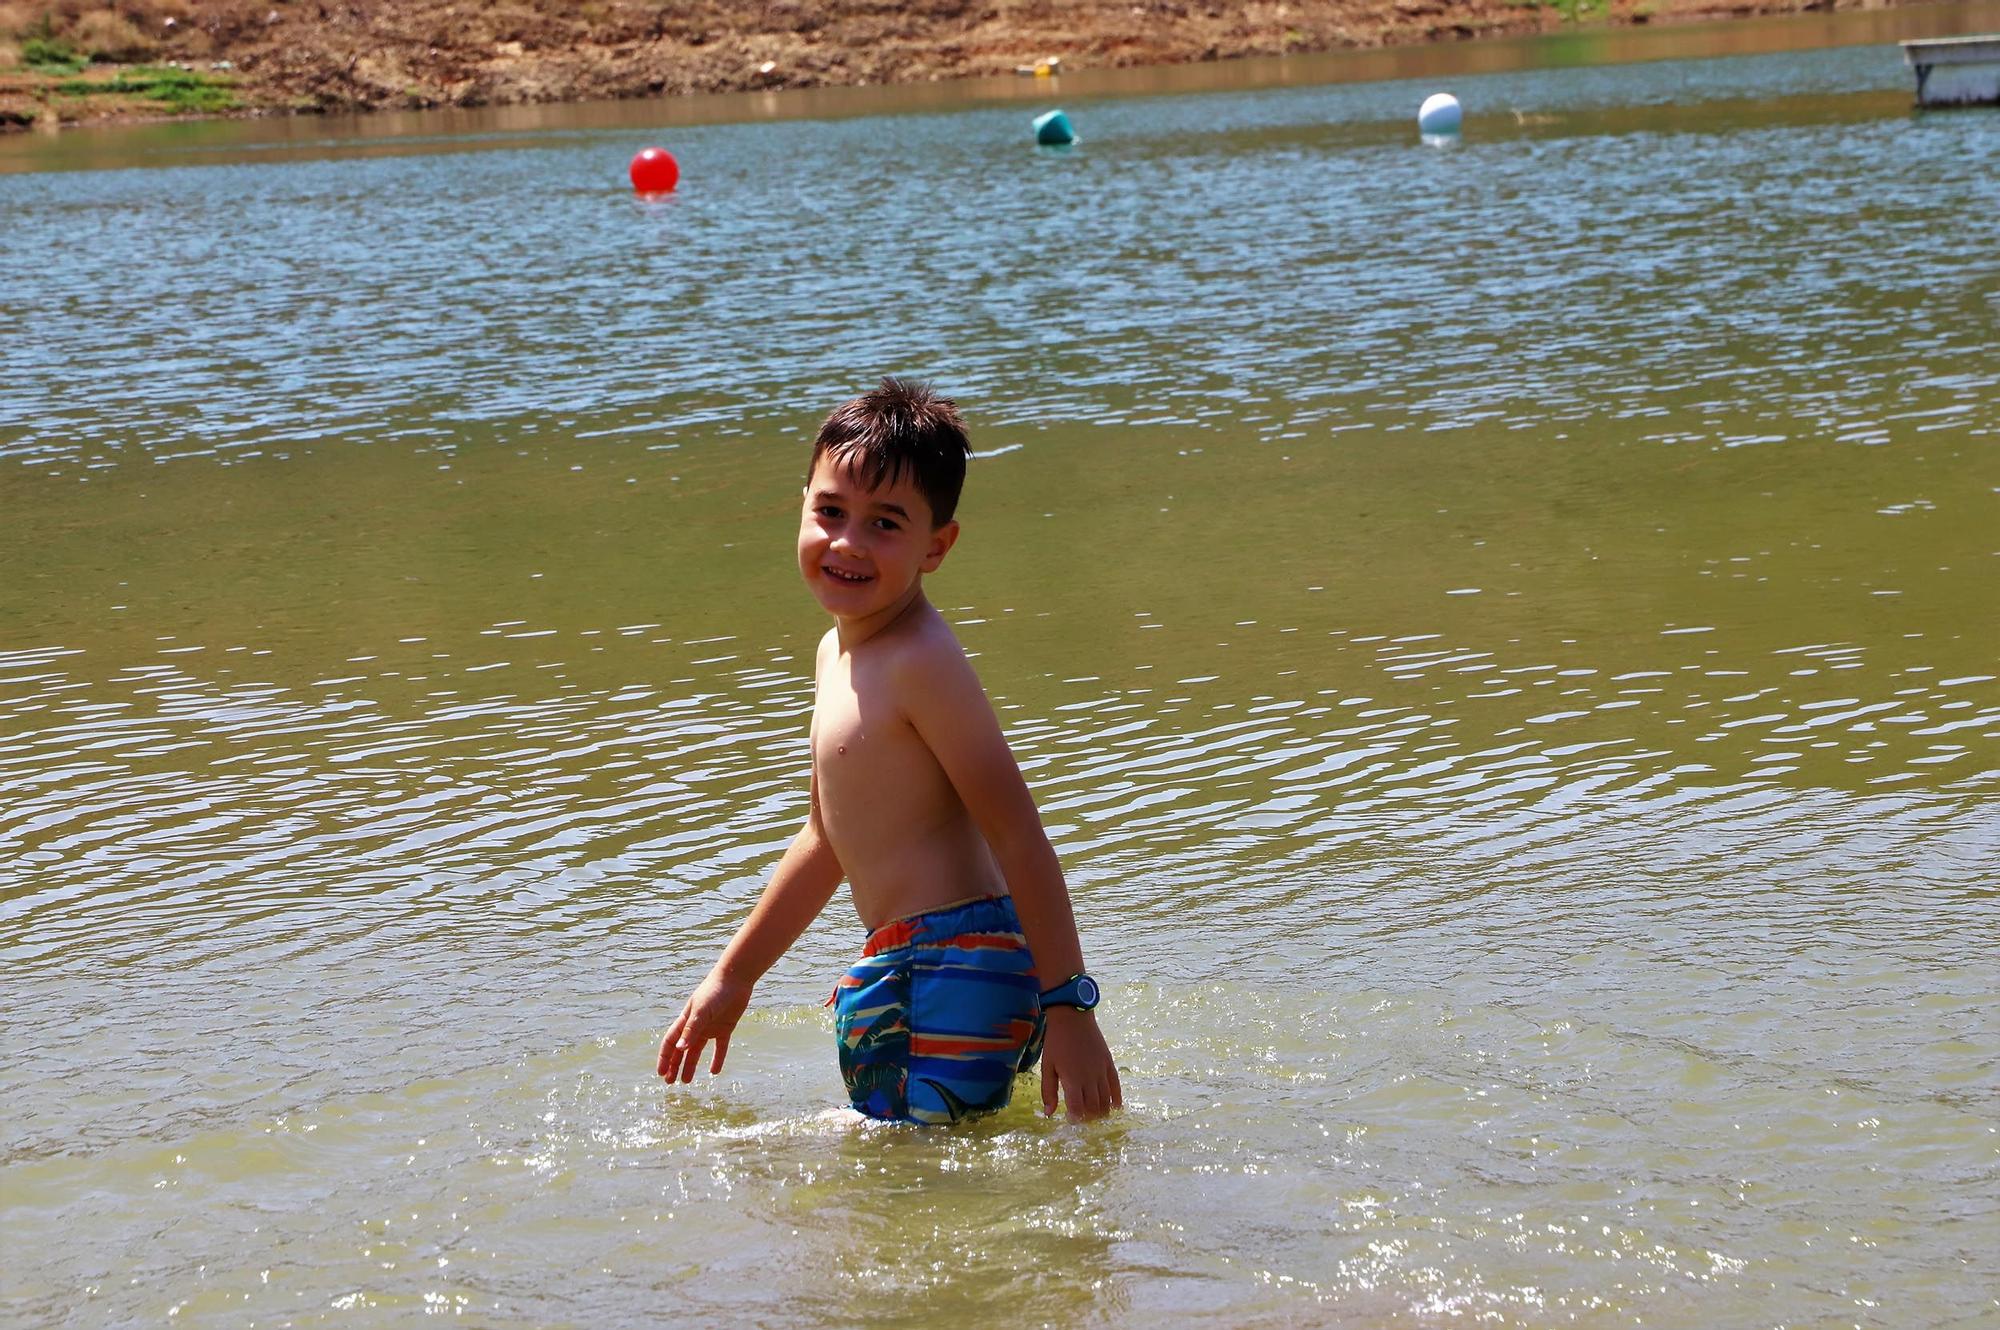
top-left (921, 520), bottom-right (960, 572)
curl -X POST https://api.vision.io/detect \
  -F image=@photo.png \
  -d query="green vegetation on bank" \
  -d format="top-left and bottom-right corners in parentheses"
top-left (21, 34), bottom-right (86, 74)
top-left (52, 65), bottom-right (237, 113)
top-left (4, 5), bottom-right (235, 123)
top-left (1507, 0), bottom-right (1629, 22)
top-left (3, 12), bottom-right (238, 122)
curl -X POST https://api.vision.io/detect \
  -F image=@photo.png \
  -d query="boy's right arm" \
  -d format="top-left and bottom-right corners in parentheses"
top-left (657, 785), bottom-right (843, 1084)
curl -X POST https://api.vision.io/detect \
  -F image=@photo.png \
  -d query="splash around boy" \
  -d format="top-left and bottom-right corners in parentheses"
top-left (657, 378), bottom-right (1121, 1123)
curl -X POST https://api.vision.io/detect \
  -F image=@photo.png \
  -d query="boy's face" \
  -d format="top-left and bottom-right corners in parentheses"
top-left (798, 455), bottom-right (958, 622)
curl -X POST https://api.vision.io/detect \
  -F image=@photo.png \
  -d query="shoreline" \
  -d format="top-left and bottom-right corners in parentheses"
top-left (0, 0), bottom-right (1955, 134)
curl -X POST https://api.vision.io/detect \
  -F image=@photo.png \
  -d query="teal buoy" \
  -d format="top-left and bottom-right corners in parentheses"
top-left (1033, 109), bottom-right (1076, 145)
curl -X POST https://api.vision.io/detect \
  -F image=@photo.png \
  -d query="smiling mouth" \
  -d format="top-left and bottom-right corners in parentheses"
top-left (822, 565), bottom-right (872, 584)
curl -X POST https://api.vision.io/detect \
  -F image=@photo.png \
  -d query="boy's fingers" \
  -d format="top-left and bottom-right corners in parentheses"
top-left (1041, 1066), bottom-right (1059, 1117)
top-left (678, 1036), bottom-right (706, 1082)
top-left (710, 1033), bottom-right (729, 1076)
top-left (657, 1009), bottom-right (690, 1078)
top-left (1109, 1065), bottom-right (1124, 1107)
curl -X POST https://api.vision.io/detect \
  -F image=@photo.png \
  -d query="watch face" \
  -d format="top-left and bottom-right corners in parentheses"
top-left (1076, 976), bottom-right (1100, 1008)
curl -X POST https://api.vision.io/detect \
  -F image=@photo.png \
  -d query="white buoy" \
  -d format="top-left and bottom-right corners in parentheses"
top-left (1418, 92), bottom-right (1462, 136)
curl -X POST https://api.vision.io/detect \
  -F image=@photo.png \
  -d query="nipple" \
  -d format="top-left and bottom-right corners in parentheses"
top-left (837, 745), bottom-right (847, 755)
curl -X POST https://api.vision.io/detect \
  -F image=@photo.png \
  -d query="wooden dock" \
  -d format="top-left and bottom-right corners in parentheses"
top-left (1900, 34), bottom-right (2000, 108)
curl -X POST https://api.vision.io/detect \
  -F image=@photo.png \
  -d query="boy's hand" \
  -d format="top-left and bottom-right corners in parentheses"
top-left (657, 969), bottom-right (753, 1083)
top-left (1040, 1008), bottom-right (1122, 1121)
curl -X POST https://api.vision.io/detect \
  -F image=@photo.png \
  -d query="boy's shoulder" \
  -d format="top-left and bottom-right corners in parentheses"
top-left (885, 599), bottom-right (969, 663)
top-left (882, 609), bottom-right (982, 730)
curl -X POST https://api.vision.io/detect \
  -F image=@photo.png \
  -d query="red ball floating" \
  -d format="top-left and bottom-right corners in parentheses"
top-left (629, 147), bottom-right (679, 195)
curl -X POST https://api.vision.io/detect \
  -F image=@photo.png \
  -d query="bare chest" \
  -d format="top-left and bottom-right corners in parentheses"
top-left (811, 663), bottom-right (937, 802)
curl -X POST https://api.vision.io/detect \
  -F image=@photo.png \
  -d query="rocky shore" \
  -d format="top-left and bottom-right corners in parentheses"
top-left (0, 0), bottom-right (1931, 130)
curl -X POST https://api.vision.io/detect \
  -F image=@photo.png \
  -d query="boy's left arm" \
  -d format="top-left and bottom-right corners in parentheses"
top-left (898, 641), bottom-right (1122, 1122)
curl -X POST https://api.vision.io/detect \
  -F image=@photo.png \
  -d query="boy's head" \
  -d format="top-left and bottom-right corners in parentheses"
top-left (798, 378), bottom-right (971, 622)
top-left (807, 377), bottom-right (969, 530)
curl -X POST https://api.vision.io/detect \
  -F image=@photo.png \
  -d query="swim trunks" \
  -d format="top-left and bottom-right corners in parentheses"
top-left (831, 895), bottom-right (1045, 1125)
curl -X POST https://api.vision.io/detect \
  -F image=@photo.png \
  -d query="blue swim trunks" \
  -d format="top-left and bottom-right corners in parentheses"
top-left (831, 895), bottom-right (1045, 1125)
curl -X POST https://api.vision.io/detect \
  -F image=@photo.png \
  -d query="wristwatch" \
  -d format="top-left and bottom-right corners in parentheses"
top-left (1039, 973), bottom-right (1101, 1011)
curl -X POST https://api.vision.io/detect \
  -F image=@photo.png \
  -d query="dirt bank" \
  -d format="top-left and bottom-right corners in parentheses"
top-left (0, 0), bottom-right (1934, 130)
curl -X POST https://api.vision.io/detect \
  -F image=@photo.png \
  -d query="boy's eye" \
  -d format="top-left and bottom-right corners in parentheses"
top-left (817, 505), bottom-right (843, 519)
top-left (873, 518), bottom-right (900, 531)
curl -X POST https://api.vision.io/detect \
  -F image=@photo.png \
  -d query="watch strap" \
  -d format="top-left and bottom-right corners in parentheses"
top-left (1039, 972), bottom-right (1101, 1010)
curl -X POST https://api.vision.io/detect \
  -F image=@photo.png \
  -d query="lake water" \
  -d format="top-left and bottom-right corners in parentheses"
top-left (3, 4), bottom-right (1998, 1325)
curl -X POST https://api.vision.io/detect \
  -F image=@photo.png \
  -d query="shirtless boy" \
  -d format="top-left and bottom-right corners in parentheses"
top-left (657, 378), bottom-right (1121, 1124)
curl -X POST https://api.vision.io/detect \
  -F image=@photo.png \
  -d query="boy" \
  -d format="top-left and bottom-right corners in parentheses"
top-left (657, 378), bottom-right (1121, 1124)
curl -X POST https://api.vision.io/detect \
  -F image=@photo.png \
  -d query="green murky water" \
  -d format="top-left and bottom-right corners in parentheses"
top-left (3, 5), bottom-right (1997, 1326)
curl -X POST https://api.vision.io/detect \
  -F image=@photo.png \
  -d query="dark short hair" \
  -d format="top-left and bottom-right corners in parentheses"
top-left (809, 377), bottom-right (970, 527)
